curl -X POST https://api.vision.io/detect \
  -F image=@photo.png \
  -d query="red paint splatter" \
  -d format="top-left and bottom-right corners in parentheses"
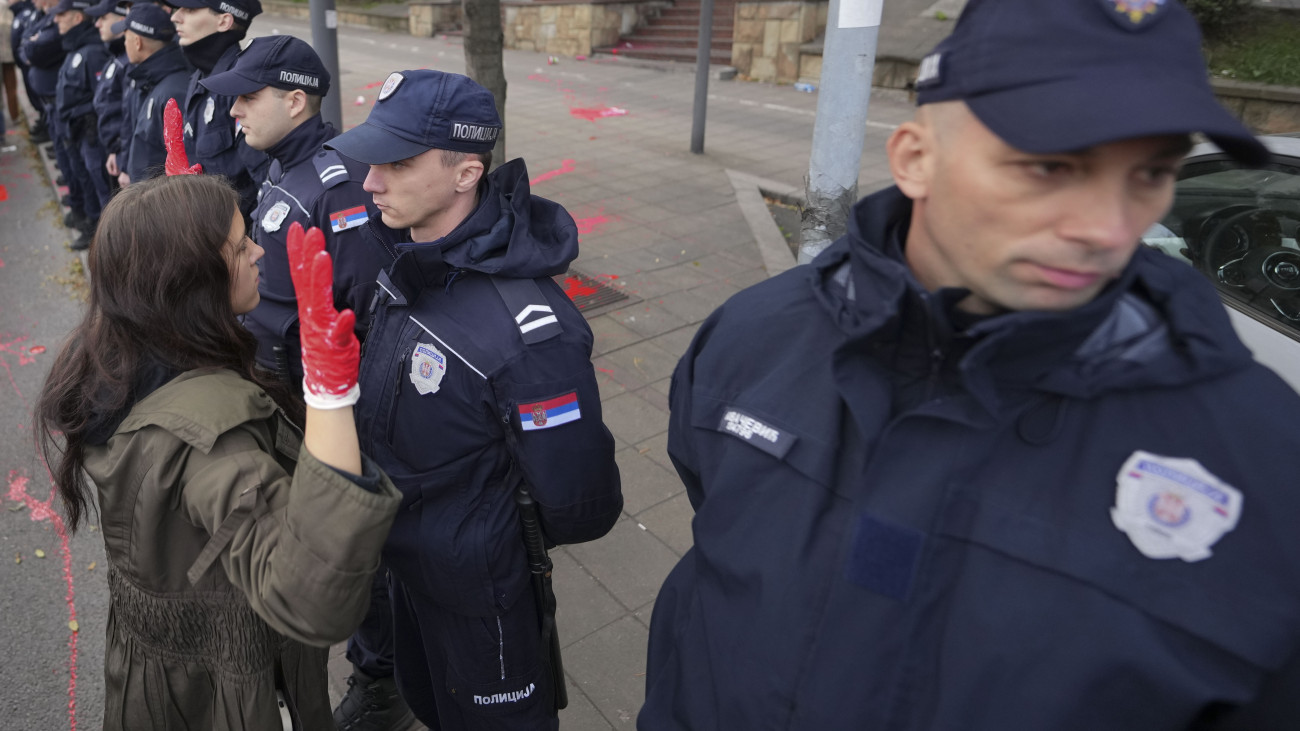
top-left (0, 185), bottom-right (8, 202)
top-left (19, 172), bottom-right (32, 179)
top-left (0, 334), bottom-right (38, 404)
top-left (30, 345), bottom-right (46, 355)
top-left (574, 213), bottom-right (614, 235)
top-left (589, 136), bottom-right (597, 141)
top-left (8, 469), bottom-right (80, 731)
top-left (530, 159), bottom-right (577, 186)
top-left (569, 106), bottom-right (628, 121)
top-left (0, 256), bottom-right (5, 268)
top-left (596, 367), bottom-right (615, 375)
top-left (526, 73), bottom-right (553, 83)
top-left (361, 79), bottom-right (386, 89)
top-left (562, 276), bottom-right (599, 299)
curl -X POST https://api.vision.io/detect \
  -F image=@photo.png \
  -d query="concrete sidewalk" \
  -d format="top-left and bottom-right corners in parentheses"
top-left (243, 12), bottom-right (929, 731)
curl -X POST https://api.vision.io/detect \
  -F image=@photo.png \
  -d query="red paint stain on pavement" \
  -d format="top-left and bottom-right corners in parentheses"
top-left (529, 159), bottom-right (576, 186)
top-left (361, 79), bottom-right (385, 89)
top-left (8, 469), bottom-right (81, 731)
top-left (574, 213), bottom-right (614, 235)
top-left (0, 185), bottom-right (7, 202)
top-left (562, 276), bottom-right (599, 299)
top-left (30, 345), bottom-right (46, 355)
top-left (596, 367), bottom-right (615, 375)
top-left (526, 73), bottom-right (553, 83)
top-left (0, 257), bottom-right (5, 268)
top-left (569, 106), bottom-right (628, 121)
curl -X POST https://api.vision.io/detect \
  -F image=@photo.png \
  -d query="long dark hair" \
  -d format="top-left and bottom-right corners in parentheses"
top-left (35, 175), bottom-right (304, 532)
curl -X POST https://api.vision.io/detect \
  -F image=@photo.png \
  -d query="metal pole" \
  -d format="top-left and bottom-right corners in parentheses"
top-left (690, 0), bottom-right (716, 154)
top-left (310, 0), bottom-right (343, 129)
top-left (797, 0), bottom-right (880, 263)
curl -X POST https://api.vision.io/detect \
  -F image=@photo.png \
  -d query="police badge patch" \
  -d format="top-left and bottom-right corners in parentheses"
top-left (261, 201), bottom-right (291, 233)
top-left (105, 63), bottom-right (115, 79)
top-left (204, 96), bottom-right (216, 124)
top-left (1110, 451), bottom-right (1242, 562)
top-left (1100, 0), bottom-right (1168, 31)
top-left (378, 72), bottom-right (404, 101)
top-left (409, 342), bottom-right (447, 395)
top-left (71, 53), bottom-right (82, 69)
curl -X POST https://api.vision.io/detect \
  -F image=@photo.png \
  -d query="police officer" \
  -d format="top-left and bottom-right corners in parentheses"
top-left (115, 2), bottom-right (187, 184)
top-left (168, 0), bottom-right (262, 219)
top-left (10, 0), bottom-right (46, 141)
top-left (198, 35), bottom-right (387, 387)
top-left (85, 0), bottom-right (128, 185)
top-left (641, 0), bottom-right (1300, 729)
top-left (20, 0), bottom-right (87, 232)
top-left (324, 70), bottom-right (623, 731)
top-left (52, 0), bottom-right (110, 248)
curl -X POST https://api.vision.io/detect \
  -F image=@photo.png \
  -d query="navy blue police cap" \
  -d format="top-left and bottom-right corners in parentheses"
top-left (167, 0), bottom-right (261, 25)
top-left (201, 36), bottom-right (331, 97)
top-left (85, 0), bottom-right (131, 18)
top-left (914, 0), bottom-right (1269, 166)
top-left (111, 2), bottom-right (174, 39)
top-left (52, 0), bottom-right (93, 14)
top-left (324, 70), bottom-right (501, 164)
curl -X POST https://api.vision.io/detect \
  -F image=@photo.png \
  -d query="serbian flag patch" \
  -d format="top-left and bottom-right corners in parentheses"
top-left (519, 392), bottom-right (581, 431)
top-left (329, 205), bottom-right (369, 233)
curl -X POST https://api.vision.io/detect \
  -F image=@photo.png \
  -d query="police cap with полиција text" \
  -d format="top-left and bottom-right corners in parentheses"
top-left (199, 35), bottom-right (331, 98)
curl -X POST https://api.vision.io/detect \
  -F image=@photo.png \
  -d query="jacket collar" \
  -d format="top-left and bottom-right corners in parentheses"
top-left (128, 42), bottom-right (189, 86)
top-left (266, 115), bottom-right (332, 175)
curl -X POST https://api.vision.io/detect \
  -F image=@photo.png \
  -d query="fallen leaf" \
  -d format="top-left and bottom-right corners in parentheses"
top-left (88, 525), bottom-right (97, 531)
top-left (14, 554), bottom-right (20, 564)
top-left (7, 503), bottom-right (24, 512)
top-left (34, 548), bottom-right (46, 558)
top-left (87, 562), bottom-right (96, 571)
top-left (68, 620), bottom-right (79, 633)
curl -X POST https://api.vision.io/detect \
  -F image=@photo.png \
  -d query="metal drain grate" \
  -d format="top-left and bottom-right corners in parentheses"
top-left (554, 268), bottom-right (630, 316)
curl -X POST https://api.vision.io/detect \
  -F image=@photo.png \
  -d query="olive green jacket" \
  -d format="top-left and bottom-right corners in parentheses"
top-left (83, 368), bottom-right (400, 731)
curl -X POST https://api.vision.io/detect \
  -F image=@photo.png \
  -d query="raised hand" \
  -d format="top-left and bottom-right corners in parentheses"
top-left (287, 222), bottom-right (361, 409)
top-left (163, 98), bottom-right (202, 176)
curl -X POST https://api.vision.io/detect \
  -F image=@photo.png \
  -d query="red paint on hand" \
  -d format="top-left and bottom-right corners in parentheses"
top-left (163, 98), bottom-right (202, 176)
top-left (287, 223), bottom-right (359, 404)
top-left (530, 159), bottom-right (577, 186)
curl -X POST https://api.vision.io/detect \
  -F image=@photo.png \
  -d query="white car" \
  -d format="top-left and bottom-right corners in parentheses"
top-left (1142, 135), bottom-right (1300, 393)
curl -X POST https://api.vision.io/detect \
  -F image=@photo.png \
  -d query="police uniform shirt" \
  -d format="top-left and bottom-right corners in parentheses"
top-left (93, 49), bottom-right (128, 154)
top-left (55, 22), bottom-right (107, 129)
top-left (182, 43), bottom-right (264, 216)
top-left (244, 115), bottom-right (388, 383)
top-left (18, 10), bottom-right (64, 97)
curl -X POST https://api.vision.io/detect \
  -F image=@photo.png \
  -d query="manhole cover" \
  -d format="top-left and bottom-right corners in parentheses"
top-left (554, 268), bottom-right (630, 316)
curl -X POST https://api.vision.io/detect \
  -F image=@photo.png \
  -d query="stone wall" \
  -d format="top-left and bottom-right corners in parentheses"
top-left (732, 0), bottom-right (827, 84)
top-left (262, 0), bottom-right (409, 33)
top-left (502, 1), bottom-right (669, 58)
top-left (1213, 79), bottom-right (1300, 136)
top-left (409, 1), bottom-right (462, 36)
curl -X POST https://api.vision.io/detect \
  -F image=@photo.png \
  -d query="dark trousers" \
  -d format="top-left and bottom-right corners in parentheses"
top-left (78, 135), bottom-right (112, 215)
top-left (346, 570), bottom-right (397, 678)
top-left (43, 99), bottom-right (87, 217)
top-left (1, 63), bottom-right (18, 123)
top-left (388, 578), bottom-right (558, 731)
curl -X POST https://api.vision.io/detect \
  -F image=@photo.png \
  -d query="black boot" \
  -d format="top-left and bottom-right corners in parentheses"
top-left (63, 209), bottom-right (88, 230)
top-left (333, 669), bottom-right (416, 731)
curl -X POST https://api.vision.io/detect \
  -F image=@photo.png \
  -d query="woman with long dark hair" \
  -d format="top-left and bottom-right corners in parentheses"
top-left (35, 173), bottom-right (400, 730)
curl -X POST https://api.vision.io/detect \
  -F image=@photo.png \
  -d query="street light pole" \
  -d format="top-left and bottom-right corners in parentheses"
top-left (309, 0), bottom-right (342, 129)
top-left (797, 0), bottom-right (881, 263)
top-left (690, 0), bottom-right (716, 154)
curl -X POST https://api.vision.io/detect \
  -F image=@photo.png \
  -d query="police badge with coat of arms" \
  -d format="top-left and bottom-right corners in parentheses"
top-left (1110, 451), bottom-right (1242, 562)
top-left (409, 342), bottom-right (447, 395)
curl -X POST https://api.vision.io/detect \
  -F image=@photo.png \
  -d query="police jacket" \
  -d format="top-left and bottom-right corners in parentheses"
top-left (244, 116), bottom-right (386, 384)
top-left (642, 186), bottom-right (1300, 731)
top-left (18, 9), bottom-right (61, 97)
top-left (54, 21), bottom-right (106, 135)
top-left (353, 157), bottom-right (623, 617)
top-left (9, 1), bottom-right (35, 67)
top-left (93, 42), bottom-right (128, 155)
top-left (182, 38), bottom-right (265, 218)
top-left (120, 42), bottom-right (189, 183)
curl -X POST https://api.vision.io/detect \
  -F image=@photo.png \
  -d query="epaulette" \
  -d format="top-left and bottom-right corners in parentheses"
top-left (491, 275), bottom-right (563, 345)
top-left (313, 149), bottom-right (350, 189)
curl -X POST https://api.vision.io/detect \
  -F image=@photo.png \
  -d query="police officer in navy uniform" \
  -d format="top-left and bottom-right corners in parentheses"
top-left (52, 0), bottom-right (111, 248)
top-left (11, 0), bottom-right (47, 141)
top-left (168, 0), bottom-right (262, 220)
top-left (115, 3), bottom-right (188, 183)
top-left (199, 35), bottom-right (388, 388)
top-left (325, 70), bottom-right (623, 731)
top-left (642, 1), bottom-right (1300, 729)
top-left (20, 0), bottom-right (87, 231)
top-left (85, 0), bottom-right (128, 187)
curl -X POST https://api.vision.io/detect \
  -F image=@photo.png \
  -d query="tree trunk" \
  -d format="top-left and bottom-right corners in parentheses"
top-left (462, 0), bottom-right (507, 169)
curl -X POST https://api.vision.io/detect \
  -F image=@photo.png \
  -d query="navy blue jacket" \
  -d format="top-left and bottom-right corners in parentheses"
top-left (120, 42), bottom-right (190, 182)
top-left (244, 116), bottom-right (387, 384)
top-left (182, 41), bottom-right (265, 218)
top-left (10, 1), bottom-right (37, 69)
top-left (643, 187), bottom-right (1300, 730)
top-left (352, 158), bottom-right (622, 616)
top-left (93, 42), bottom-right (128, 155)
top-left (54, 22), bottom-right (106, 135)
top-left (18, 9), bottom-right (62, 97)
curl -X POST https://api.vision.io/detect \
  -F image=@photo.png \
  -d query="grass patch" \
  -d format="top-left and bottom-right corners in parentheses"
top-left (1204, 9), bottom-right (1300, 86)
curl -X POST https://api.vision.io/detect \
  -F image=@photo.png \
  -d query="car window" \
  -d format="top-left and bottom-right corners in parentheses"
top-left (1144, 159), bottom-right (1300, 340)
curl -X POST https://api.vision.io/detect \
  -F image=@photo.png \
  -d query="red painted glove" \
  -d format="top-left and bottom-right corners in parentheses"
top-left (163, 98), bottom-right (202, 176)
top-left (287, 222), bottom-right (360, 409)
